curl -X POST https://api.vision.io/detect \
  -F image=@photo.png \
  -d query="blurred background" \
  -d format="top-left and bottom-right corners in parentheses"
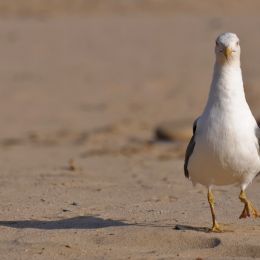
top-left (1, 2), bottom-right (260, 258)
top-left (0, 0), bottom-right (260, 142)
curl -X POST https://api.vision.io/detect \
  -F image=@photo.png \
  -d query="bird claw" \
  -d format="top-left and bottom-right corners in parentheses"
top-left (239, 202), bottom-right (260, 219)
top-left (239, 207), bottom-right (250, 219)
top-left (210, 222), bottom-right (224, 233)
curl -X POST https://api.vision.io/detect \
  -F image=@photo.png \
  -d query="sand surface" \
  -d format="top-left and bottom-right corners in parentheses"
top-left (1, 1), bottom-right (260, 259)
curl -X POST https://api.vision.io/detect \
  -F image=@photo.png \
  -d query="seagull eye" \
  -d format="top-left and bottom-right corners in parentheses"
top-left (216, 41), bottom-right (219, 46)
top-left (236, 41), bottom-right (239, 46)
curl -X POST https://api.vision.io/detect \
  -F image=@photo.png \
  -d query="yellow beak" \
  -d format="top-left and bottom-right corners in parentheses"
top-left (224, 47), bottom-right (233, 59)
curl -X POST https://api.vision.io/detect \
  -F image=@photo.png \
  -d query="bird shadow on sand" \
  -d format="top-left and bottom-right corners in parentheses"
top-left (0, 216), bottom-right (211, 233)
top-left (132, 222), bottom-right (210, 233)
top-left (0, 216), bottom-right (130, 230)
top-left (174, 224), bottom-right (210, 233)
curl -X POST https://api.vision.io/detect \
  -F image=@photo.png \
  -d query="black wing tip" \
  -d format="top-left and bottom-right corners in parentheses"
top-left (184, 166), bottom-right (189, 178)
top-left (183, 118), bottom-right (199, 179)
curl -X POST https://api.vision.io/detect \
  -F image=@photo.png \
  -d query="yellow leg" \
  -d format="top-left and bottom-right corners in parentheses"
top-left (239, 191), bottom-right (260, 219)
top-left (208, 190), bottom-right (223, 232)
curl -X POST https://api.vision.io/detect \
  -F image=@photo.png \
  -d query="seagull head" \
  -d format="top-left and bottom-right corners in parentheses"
top-left (215, 32), bottom-right (240, 65)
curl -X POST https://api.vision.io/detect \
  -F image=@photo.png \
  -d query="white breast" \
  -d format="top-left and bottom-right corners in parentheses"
top-left (188, 64), bottom-right (260, 188)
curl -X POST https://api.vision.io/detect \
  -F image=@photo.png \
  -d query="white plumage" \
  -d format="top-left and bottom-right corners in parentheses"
top-left (185, 32), bottom-right (260, 232)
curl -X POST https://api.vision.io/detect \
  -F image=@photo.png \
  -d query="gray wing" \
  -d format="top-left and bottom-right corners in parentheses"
top-left (184, 118), bottom-right (199, 179)
top-left (256, 124), bottom-right (260, 152)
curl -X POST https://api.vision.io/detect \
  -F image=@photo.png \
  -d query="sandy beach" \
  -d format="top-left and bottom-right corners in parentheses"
top-left (0, 1), bottom-right (260, 259)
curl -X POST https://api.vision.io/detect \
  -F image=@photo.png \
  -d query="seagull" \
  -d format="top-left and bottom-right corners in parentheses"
top-left (184, 32), bottom-right (260, 232)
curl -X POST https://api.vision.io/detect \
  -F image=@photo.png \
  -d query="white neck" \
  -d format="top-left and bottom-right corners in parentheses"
top-left (204, 61), bottom-right (246, 112)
